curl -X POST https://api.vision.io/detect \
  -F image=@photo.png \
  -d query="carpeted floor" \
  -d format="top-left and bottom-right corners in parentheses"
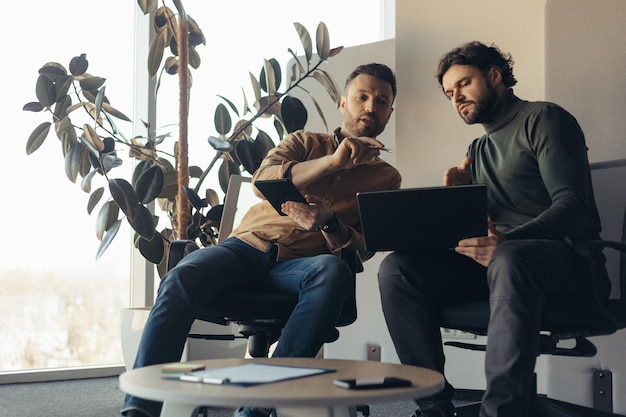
top-left (0, 376), bottom-right (482, 417)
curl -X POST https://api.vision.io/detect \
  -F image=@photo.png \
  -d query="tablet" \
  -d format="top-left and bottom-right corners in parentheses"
top-left (254, 178), bottom-right (308, 216)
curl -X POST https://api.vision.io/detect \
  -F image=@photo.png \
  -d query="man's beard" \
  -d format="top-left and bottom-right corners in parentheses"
top-left (345, 112), bottom-right (384, 138)
top-left (459, 81), bottom-right (498, 124)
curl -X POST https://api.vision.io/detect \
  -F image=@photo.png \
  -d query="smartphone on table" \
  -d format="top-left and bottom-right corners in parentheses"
top-left (333, 377), bottom-right (412, 389)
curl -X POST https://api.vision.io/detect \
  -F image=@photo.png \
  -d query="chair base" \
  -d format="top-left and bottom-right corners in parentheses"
top-left (453, 397), bottom-right (625, 417)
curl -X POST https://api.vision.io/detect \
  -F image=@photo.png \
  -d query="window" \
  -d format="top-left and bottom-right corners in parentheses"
top-left (0, 0), bottom-right (391, 380)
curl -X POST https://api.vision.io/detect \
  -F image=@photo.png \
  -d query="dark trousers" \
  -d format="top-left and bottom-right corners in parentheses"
top-left (377, 239), bottom-right (576, 417)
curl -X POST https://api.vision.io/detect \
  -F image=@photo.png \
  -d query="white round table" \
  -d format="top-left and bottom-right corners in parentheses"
top-left (119, 357), bottom-right (444, 417)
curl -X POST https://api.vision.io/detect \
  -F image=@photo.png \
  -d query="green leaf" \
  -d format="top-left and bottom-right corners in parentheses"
top-left (214, 103), bottom-right (232, 135)
top-left (23, 101), bottom-right (44, 112)
top-left (35, 75), bottom-right (56, 107)
top-left (293, 22), bottom-right (312, 63)
top-left (26, 122), bottom-right (51, 155)
top-left (137, 0), bottom-right (158, 14)
top-left (79, 75), bottom-right (106, 92)
top-left (96, 200), bottom-right (120, 240)
top-left (132, 160), bottom-right (152, 187)
top-left (315, 22), bottom-right (330, 60)
top-left (137, 230), bottom-right (165, 264)
top-left (94, 86), bottom-right (105, 123)
top-left (135, 165), bottom-right (164, 204)
top-left (249, 72), bottom-right (262, 104)
top-left (87, 187), bottom-right (105, 214)
top-left (260, 58), bottom-right (281, 94)
top-left (183, 186), bottom-right (204, 210)
top-left (64, 142), bottom-right (83, 182)
top-left (101, 102), bottom-right (132, 122)
top-left (53, 95), bottom-right (72, 121)
top-left (81, 169), bottom-right (98, 193)
top-left (127, 205), bottom-right (156, 241)
top-left (96, 219), bottom-right (122, 260)
top-left (55, 75), bottom-right (73, 101)
top-left (280, 96), bottom-right (308, 133)
top-left (205, 188), bottom-right (220, 208)
top-left (217, 95), bottom-right (239, 117)
top-left (313, 70), bottom-right (341, 105)
top-left (158, 170), bottom-right (179, 199)
top-left (208, 135), bottom-right (232, 152)
top-left (235, 140), bottom-right (265, 175)
top-left (109, 178), bottom-right (141, 219)
top-left (69, 54), bottom-right (89, 76)
top-left (218, 158), bottom-right (240, 194)
top-left (148, 28), bottom-right (167, 77)
top-left (255, 130), bottom-right (276, 156)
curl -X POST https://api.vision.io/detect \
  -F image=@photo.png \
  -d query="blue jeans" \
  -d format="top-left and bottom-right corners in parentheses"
top-left (122, 237), bottom-right (353, 417)
top-left (377, 240), bottom-right (577, 417)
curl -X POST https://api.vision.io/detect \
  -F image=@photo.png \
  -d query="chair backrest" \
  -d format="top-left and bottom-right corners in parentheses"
top-left (218, 175), bottom-right (259, 244)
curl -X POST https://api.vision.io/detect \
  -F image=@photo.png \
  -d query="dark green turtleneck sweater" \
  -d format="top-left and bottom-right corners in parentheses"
top-left (468, 89), bottom-right (602, 242)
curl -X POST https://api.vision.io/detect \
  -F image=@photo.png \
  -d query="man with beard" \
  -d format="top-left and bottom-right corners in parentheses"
top-left (121, 62), bottom-right (401, 417)
top-left (377, 42), bottom-right (608, 417)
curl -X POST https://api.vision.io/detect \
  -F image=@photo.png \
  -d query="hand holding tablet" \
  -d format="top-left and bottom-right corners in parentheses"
top-left (254, 178), bottom-right (308, 216)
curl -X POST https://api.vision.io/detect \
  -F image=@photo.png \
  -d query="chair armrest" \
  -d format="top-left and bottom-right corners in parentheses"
top-left (339, 247), bottom-right (364, 274)
top-left (571, 238), bottom-right (626, 333)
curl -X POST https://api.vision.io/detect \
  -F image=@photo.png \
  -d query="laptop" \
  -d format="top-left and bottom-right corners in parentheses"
top-left (356, 184), bottom-right (488, 251)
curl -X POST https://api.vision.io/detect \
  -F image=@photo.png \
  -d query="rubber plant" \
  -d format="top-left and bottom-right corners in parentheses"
top-left (23, 0), bottom-right (343, 276)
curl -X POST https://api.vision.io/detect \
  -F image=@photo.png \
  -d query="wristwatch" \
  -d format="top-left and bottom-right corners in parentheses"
top-left (318, 212), bottom-right (339, 233)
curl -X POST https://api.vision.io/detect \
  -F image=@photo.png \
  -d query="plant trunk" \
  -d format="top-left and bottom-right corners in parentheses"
top-left (176, 11), bottom-right (191, 240)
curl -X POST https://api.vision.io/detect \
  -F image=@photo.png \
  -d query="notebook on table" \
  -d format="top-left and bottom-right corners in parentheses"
top-left (356, 184), bottom-right (488, 252)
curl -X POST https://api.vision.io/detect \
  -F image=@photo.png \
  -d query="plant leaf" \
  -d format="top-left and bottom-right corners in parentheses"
top-left (158, 170), bottom-right (179, 199)
top-left (96, 200), bottom-right (120, 240)
top-left (235, 140), bottom-right (265, 175)
top-left (213, 103), bottom-right (232, 135)
top-left (315, 22), bottom-right (330, 60)
top-left (148, 28), bottom-right (167, 77)
top-left (207, 135), bottom-right (232, 152)
top-left (205, 188), bottom-right (220, 208)
top-left (100, 101), bottom-right (132, 122)
top-left (218, 158), bottom-right (240, 194)
top-left (135, 165), bottom-right (164, 204)
top-left (23, 101), bottom-right (44, 112)
top-left (182, 186), bottom-right (204, 210)
top-left (69, 54), bottom-right (88, 76)
top-left (137, 230), bottom-right (165, 264)
top-left (26, 122), bottom-right (51, 155)
top-left (81, 169), bottom-right (98, 193)
top-left (280, 96), bottom-right (308, 133)
top-left (64, 142), bottom-right (83, 182)
top-left (313, 70), bottom-right (341, 105)
top-left (87, 186), bottom-right (105, 214)
top-left (293, 22), bottom-right (312, 63)
top-left (35, 75), bottom-right (56, 107)
top-left (109, 178), bottom-right (141, 219)
top-left (127, 205), bottom-right (156, 241)
top-left (96, 219), bottom-right (122, 260)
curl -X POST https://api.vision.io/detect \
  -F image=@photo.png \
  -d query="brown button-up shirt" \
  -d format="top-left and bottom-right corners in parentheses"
top-left (231, 128), bottom-right (402, 262)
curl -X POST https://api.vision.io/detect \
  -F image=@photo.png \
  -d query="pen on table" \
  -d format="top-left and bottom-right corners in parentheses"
top-left (369, 145), bottom-right (393, 153)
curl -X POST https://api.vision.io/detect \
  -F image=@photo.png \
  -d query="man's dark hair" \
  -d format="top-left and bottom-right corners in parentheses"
top-left (435, 41), bottom-right (517, 89)
top-left (345, 63), bottom-right (397, 101)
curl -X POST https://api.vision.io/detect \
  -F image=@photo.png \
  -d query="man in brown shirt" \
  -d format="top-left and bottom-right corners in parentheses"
top-left (121, 62), bottom-right (401, 417)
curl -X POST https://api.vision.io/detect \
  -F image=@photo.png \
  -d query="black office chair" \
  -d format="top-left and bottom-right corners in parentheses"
top-left (439, 201), bottom-right (626, 416)
top-left (167, 175), bottom-right (370, 416)
top-left (168, 239), bottom-right (362, 358)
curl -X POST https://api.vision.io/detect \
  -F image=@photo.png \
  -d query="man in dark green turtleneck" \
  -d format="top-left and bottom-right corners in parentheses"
top-left (377, 41), bottom-right (609, 417)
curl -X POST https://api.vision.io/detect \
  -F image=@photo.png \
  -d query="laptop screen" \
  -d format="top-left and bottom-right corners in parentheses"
top-left (357, 184), bottom-right (487, 252)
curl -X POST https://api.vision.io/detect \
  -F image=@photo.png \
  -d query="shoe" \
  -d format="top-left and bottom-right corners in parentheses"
top-left (232, 406), bottom-right (274, 417)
